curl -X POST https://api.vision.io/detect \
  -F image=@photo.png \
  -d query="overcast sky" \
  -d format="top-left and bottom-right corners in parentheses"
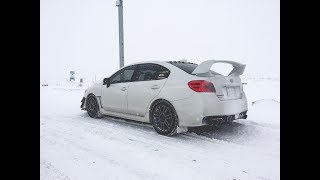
top-left (40, 0), bottom-right (279, 81)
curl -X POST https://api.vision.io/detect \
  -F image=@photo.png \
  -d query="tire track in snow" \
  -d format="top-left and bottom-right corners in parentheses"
top-left (40, 159), bottom-right (71, 180)
top-left (41, 114), bottom-right (168, 180)
top-left (41, 112), bottom-right (278, 180)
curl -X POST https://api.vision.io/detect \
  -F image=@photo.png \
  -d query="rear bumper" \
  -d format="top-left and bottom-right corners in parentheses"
top-left (172, 92), bottom-right (248, 127)
top-left (202, 111), bottom-right (247, 125)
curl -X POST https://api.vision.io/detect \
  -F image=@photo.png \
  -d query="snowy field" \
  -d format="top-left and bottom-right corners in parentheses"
top-left (40, 77), bottom-right (280, 180)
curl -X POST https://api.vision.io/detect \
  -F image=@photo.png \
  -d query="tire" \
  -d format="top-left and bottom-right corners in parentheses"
top-left (150, 100), bottom-right (178, 136)
top-left (86, 95), bottom-right (102, 118)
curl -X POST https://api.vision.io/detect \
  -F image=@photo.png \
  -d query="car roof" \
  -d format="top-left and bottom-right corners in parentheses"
top-left (127, 60), bottom-right (197, 67)
top-left (127, 61), bottom-right (168, 66)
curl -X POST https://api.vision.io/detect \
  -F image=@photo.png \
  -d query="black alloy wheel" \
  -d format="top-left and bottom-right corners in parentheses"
top-left (151, 101), bottom-right (178, 136)
top-left (86, 95), bottom-right (101, 118)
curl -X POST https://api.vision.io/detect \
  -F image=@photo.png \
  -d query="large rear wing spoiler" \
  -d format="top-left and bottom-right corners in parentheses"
top-left (191, 60), bottom-right (246, 76)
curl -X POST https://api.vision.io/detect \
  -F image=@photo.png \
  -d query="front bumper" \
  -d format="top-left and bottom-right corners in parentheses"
top-left (202, 111), bottom-right (247, 125)
top-left (80, 97), bottom-right (86, 110)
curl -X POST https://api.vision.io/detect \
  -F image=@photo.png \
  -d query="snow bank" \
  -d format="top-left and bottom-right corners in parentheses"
top-left (247, 99), bottom-right (280, 127)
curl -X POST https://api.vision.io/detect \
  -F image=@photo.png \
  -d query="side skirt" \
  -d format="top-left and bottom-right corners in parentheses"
top-left (99, 108), bottom-right (149, 123)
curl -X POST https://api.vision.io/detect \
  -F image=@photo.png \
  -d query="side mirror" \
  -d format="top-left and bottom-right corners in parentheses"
top-left (103, 78), bottom-right (110, 87)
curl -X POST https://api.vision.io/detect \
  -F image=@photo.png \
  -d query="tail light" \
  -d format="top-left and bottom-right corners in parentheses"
top-left (188, 80), bottom-right (215, 93)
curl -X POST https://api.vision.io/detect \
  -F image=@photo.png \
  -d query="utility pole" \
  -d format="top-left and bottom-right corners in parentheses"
top-left (116, 0), bottom-right (124, 68)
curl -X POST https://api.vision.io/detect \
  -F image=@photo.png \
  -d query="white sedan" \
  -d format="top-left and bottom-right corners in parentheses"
top-left (81, 60), bottom-right (248, 136)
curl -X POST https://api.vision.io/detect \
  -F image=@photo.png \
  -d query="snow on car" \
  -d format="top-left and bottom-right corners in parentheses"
top-left (80, 60), bottom-right (248, 135)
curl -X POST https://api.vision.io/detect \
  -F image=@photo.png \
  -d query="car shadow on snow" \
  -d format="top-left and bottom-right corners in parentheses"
top-left (188, 121), bottom-right (262, 144)
top-left (80, 113), bottom-right (155, 132)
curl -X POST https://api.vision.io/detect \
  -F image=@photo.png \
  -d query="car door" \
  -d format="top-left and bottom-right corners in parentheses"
top-left (101, 65), bottom-right (137, 114)
top-left (127, 63), bottom-right (170, 118)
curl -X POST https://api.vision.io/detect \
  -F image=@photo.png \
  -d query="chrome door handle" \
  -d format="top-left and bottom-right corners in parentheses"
top-left (121, 87), bottom-right (127, 91)
top-left (151, 85), bottom-right (160, 89)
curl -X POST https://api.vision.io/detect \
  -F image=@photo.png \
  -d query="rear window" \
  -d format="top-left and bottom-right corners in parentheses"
top-left (168, 62), bottom-right (198, 74)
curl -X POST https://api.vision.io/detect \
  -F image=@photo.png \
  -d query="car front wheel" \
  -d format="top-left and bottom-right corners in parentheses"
top-left (86, 95), bottom-right (102, 118)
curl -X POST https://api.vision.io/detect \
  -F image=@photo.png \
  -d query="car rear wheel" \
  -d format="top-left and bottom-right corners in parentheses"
top-left (150, 100), bottom-right (178, 136)
top-left (86, 95), bottom-right (102, 118)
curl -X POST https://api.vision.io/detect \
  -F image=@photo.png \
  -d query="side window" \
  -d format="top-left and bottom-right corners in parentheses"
top-left (110, 65), bottom-right (136, 84)
top-left (156, 65), bottom-right (170, 80)
top-left (132, 64), bottom-right (170, 82)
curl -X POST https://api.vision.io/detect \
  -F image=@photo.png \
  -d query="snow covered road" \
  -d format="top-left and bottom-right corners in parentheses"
top-left (40, 79), bottom-right (279, 180)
